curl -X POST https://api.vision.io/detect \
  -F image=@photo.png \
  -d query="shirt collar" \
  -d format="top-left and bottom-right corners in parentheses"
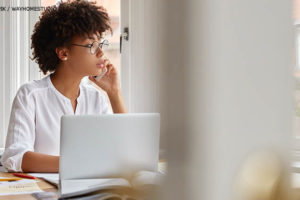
top-left (47, 74), bottom-right (83, 103)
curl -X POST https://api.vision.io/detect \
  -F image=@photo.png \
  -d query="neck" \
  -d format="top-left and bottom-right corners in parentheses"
top-left (50, 63), bottom-right (83, 101)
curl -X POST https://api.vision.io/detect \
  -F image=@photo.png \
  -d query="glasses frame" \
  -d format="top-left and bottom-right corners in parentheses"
top-left (71, 39), bottom-right (109, 55)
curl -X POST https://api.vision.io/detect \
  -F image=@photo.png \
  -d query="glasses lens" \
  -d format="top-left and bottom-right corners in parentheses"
top-left (91, 41), bottom-right (99, 54)
top-left (100, 40), bottom-right (109, 51)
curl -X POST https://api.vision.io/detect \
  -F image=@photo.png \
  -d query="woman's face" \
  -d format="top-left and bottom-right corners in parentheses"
top-left (66, 33), bottom-right (106, 77)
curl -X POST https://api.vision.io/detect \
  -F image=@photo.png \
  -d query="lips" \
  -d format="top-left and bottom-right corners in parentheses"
top-left (96, 58), bottom-right (105, 69)
top-left (96, 63), bottom-right (105, 69)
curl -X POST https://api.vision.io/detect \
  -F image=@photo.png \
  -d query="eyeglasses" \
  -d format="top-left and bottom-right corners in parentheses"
top-left (71, 39), bottom-right (109, 55)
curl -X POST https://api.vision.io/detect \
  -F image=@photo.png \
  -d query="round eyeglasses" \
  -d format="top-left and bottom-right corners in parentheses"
top-left (71, 39), bottom-right (109, 55)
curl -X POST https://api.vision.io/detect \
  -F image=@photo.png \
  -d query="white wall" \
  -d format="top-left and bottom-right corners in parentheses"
top-left (158, 0), bottom-right (293, 199)
top-left (122, 0), bottom-right (161, 113)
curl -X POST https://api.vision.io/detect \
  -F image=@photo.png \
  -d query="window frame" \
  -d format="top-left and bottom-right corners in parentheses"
top-left (0, 0), bottom-right (41, 150)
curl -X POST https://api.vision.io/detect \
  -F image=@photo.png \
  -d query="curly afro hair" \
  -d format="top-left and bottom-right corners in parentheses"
top-left (31, 0), bottom-right (112, 75)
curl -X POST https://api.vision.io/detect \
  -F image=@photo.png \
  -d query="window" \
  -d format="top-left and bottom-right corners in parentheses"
top-left (90, 0), bottom-right (121, 107)
top-left (0, 0), bottom-right (41, 150)
top-left (94, 0), bottom-right (120, 73)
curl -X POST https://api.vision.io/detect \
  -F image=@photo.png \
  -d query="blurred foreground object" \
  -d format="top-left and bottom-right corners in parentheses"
top-left (234, 150), bottom-right (294, 200)
top-left (156, 0), bottom-right (293, 199)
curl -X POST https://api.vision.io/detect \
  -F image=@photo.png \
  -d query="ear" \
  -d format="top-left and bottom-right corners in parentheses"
top-left (55, 47), bottom-right (68, 61)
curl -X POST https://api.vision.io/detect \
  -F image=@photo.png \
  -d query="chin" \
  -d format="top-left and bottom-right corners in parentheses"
top-left (88, 70), bottom-right (101, 76)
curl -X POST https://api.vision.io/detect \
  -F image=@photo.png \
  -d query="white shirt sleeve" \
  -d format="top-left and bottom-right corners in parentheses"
top-left (98, 91), bottom-right (113, 114)
top-left (1, 86), bottom-right (35, 172)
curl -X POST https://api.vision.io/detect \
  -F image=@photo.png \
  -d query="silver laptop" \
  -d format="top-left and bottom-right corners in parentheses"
top-left (59, 113), bottom-right (160, 181)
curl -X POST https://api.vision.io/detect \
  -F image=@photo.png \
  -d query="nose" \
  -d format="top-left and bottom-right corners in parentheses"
top-left (95, 47), bottom-right (104, 58)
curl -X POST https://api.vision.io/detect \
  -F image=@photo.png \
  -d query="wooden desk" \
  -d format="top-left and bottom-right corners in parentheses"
top-left (0, 172), bottom-right (57, 200)
top-left (0, 161), bottom-right (167, 200)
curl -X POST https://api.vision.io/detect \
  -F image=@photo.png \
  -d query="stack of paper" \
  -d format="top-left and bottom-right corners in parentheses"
top-left (0, 178), bottom-right (43, 196)
top-left (28, 173), bottom-right (59, 187)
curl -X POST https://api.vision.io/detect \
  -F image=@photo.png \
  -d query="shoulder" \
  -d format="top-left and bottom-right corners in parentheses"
top-left (16, 76), bottom-right (49, 99)
top-left (11, 77), bottom-right (49, 114)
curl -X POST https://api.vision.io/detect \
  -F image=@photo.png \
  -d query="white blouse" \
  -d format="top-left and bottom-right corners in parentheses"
top-left (1, 75), bottom-right (112, 172)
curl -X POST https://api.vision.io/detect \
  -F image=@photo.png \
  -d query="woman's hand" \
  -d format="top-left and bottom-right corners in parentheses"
top-left (89, 58), bottom-right (120, 95)
top-left (89, 58), bottom-right (127, 113)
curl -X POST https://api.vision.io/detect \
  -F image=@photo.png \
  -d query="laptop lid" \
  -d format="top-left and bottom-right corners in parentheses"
top-left (59, 113), bottom-right (160, 180)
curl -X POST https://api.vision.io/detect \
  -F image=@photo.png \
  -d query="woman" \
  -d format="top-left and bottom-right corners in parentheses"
top-left (1, 0), bottom-right (127, 172)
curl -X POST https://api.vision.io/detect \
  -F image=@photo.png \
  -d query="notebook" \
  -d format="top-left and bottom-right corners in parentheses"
top-left (29, 171), bottom-right (164, 199)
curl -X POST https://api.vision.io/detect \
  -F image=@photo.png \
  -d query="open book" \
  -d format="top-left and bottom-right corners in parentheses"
top-left (29, 171), bottom-right (164, 199)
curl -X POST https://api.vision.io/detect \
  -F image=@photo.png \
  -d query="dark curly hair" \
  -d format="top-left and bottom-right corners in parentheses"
top-left (31, 0), bottom-right (112, 75)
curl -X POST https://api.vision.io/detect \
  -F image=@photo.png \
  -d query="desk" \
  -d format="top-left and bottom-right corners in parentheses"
top-left (0, 172), bottom-right (57, 200)
top-left (0, 161), bottom-right (167, 200)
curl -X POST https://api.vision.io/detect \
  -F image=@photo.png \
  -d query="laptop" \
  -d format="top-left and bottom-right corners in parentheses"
top-left (58, 113), bottom-right (160, 198)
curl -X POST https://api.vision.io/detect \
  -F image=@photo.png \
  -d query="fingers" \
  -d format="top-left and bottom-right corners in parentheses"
top-left (104, 58), bottom-right (110, 66)
top-left (101, 58), bottom-right (118, 77)
top-left (105, 64), bottom-right (114, 76)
